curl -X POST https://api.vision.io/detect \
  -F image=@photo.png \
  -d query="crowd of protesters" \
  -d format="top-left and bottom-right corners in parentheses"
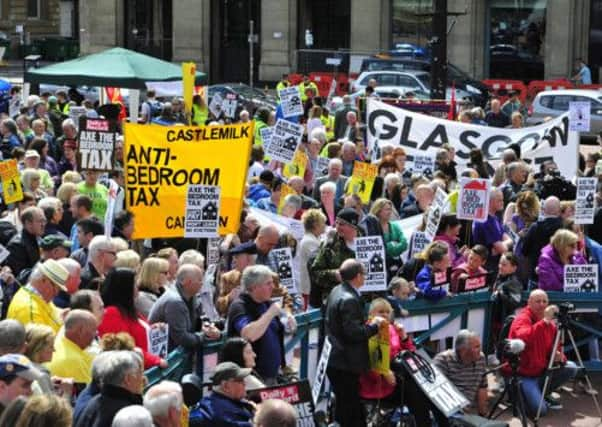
top-left (0, 73), bottom-right (599, 426)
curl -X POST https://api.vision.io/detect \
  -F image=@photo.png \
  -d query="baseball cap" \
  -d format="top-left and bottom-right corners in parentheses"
top-left (37, 259), bottom-right (69, 292)
top-left (211, 362), bottom-right (251, 385)
top-left (0, 354), bottom-right (42, 382)
top-left (336, 207), bottom-right (360, 229)
top-left (40, 235), bottom-right (72, 251)
top-left (24, 150), bottom-right (40, 159)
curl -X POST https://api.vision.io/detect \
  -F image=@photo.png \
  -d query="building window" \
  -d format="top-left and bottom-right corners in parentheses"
top-left (27, 0), bottom-right (40, 18)
top-left (489, 0), bottom-right (546, 82)
top-left (391, 0), bottom-right (433, 49)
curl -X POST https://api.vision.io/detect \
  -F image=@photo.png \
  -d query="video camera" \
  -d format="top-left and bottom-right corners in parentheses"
top-left (535, 166), bottom-right (576, 201)
top-left (554, 302), bottom-right (576, 325)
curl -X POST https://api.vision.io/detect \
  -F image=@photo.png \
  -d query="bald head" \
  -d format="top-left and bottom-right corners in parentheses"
top-left (254, 399), bottom-right (297, 427)
top-left (65, 309), bottom-right (97, 349)
top-left (527, 289), bottom-right (549, 319)
top-left (58, 257), bottom-right (82, 294)
top-left (287, 176), bottom-right (305, 194)
top-left (176, 263), bottom-right (203, 283)
top-left (543, 196), bottom-right (561, 216)
top-left (256, 224), bottom-right (280, 254)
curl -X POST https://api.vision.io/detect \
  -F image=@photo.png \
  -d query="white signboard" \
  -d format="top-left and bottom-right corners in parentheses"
top-left (456, 178), bottom-right (491, 223)
top-left (77, 118), bottom-right (115, 171)
top-left (272, 247), bottom-right (297, 294)
top-left (366, 99), bottom-right (579, 180)
top-left (411, 154), bottom-right (436, 176)
top-left (575, 177), bottom-right (597, 225)
top-left (315, 157), bottom-right (330, 178)
top-left (148, 324), bottom-right (169, 359)
top-left (206, 237), bottom-right (221, 266)
top-left (355, 236), bottom-right (387, 292)
top-left (208, 93), bottom-right (223, 118)
top-left (184, 185), bottom-right (220, 238)
top-left (424, 187), bottom-right (449, 241)
top-left (564, 264), bottom-right (598, 292)
top-left (312, 337), bottom-right (332, 405)
top-left (260, 127), bottom-right (273, 150)
top-left (410, 231), bottom-right (430, 258)
top-left (222, 99), bottom-right (238, 119)
top-left (69, 106), bottom-right (87, 127)
top-left (265, 119), bottom-right (304, 163)
top-left (569, 101), bottom-right (591, 132)
top-left (0, 243), bottom-right (9, 264)
top-left (279, 86), bottom-right (304, 118)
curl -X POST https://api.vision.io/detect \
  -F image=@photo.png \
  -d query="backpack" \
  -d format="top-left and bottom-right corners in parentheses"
top-left (496, 314), bottom-right (516, 362)
top-left (144, 100), bottom-right (162, 119)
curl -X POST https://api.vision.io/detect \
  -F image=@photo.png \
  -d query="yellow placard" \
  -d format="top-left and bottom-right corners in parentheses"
top-left (124, 122), bottom-right (253, 239)
top-left (368, 321), bottom-right (391, 375)
top-left (0, 159), bottom-right (23, 204)
top-left (283, 149), bottom-right (308, 180)
top-left (277, 183), bottom-right (296, 215)
top-left (346, 161), bottom-right (377, 204)
top-left (182, 62), bottom-right (196, 125)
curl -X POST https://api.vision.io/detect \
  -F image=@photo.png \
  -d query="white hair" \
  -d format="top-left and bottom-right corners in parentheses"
top-left (112, 405), bottom-right (153, 427)
top-left (384, 173), bottom-right (401, 188)
top-left (143, 381), bottom-right (183, 419)
top-left (328, 158), bottom-right (342, 169)
top-left (179, 249), bottom-right (205, 268)
top-left (342, 141), bottom-right (356, 151)
top-left (319, 181), bottom-right (336, 194)
top-left (37, 196), bottom-right (61, 212)
top-left (241, 265), bottom-right (274, 291)
top-left (62, 118), bottom-right (76, 129)
top-left (88, 235), bottom-right (114, 262)
top-left (57, 257), bottom-right (81, 274)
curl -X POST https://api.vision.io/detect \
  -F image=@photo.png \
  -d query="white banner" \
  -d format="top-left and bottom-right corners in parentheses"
top-left (366, 99), bottom-right (578, 180)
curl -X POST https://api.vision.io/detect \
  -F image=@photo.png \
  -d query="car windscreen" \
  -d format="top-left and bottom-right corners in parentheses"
top-left (415, 73), bottom-right (431, 90)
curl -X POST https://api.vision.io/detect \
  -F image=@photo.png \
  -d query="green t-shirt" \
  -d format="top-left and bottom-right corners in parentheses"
top-left (76, 182), bottom-right (108, 219)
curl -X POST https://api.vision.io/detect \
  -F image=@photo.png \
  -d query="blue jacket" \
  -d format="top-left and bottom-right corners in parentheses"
top-left (586, 237), bottom-right (602, 279)
top-left (247, 183), bottom-right (271, 203)
top-left (189, 392), bottom-right (253, 427)
top-left (415, 264), bottom-right (447, 301)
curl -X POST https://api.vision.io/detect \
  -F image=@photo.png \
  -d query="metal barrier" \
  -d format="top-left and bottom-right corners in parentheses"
top-left (144, 292), bottom-right (602, 388)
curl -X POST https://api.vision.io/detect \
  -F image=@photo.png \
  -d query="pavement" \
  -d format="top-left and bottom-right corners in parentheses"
top-left (491, 372), bottom-right (602, 427)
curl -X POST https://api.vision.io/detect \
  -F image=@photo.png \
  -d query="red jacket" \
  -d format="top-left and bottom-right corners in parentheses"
top-left (359, 323), bottom-right (415, 399)
top-left (98, 306), bottom-right (162, 369)
top-left (506, 306), bottom-right (562, 377)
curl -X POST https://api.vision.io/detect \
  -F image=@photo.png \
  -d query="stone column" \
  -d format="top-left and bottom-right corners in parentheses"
top-left (79, 0), bottom-right (120, 54)
top-left (172, 0), bottom-right (209, 69)
top-left (259, 0), bottom-right (296, 81)
top-left (545, 0), bottom-right (590, 80)
top-left (447, 0), bottom-right (487, 80)
top-left (350, 0), bottom-right (388, 53)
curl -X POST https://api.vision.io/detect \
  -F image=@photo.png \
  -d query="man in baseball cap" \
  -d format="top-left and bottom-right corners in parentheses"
top-left (40, 234), bottom-right (72, 260)
top-left (7, 259), bottom-right (69, 333)
top-left (189, 362), bottom-right (253, 425)
top-left (0, 354), bottom-right (41, 417)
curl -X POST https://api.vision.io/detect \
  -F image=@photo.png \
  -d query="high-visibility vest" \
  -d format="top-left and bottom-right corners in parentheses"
top-left (276, 80), bottom-right (290, 96)
top-left (192, 104), bottom-right (208, 126)
top-left (299, 81), bottom-right (319, 102)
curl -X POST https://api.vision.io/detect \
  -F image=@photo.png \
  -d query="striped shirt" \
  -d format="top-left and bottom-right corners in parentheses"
top-left (433, 349), bottom-right (487, 408)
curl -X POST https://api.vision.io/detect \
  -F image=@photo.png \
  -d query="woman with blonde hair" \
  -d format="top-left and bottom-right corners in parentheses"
top-left (15, 394), bottom-right (72, 427)
top-left (366, 198), bottom-right (407, 279)
top-left (99, 332), bottom-right (136, 351)
top-left (114, 249), bottom-right (141, 271)
top-left (61, 170), bottom-right (82, 184)
top-left (538, 229), bottom-right (587, 291)
top-left (135, 257), bottom-right (170, 318)
top-left (299, 209), bottom-right (327, 309)
top-left (24, 324), bottom-right (56, 394)
top-left (21, 168), bottom-right (47, 201)
top-left (55, 182), bottom-right (78, 235)
top-left (156, 247), bottom-right (179, 284)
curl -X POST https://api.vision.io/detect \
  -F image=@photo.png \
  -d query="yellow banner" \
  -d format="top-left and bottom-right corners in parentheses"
top-left (124, 123), bottom-right (253, 239)
top-left (368, 321), bottom-right (391, 375)
top-left (182, 62), bottom-right (196, 125)
top-left (283, 149), bottom-right (307, 180)
top-left (346, 161), bottom-right (377, 204)
top-left (0, 159), bottom-right (23, 204)
top-left (277, 183), bottom-right (296, 215)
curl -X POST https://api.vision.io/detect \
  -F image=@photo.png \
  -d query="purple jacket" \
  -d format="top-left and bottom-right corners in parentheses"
top-left (434, 234), bottom-right (465, 267)
top-left (537, 244), bottom-right (587, 291)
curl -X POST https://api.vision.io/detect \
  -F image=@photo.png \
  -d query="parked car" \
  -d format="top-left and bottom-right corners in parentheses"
top-left (358, 55), bottom-right (488, 105)
top-left (328, 86), bottom-right (431, 111)
top-left (207, 83), bottom-right (277, 116)
top-left (351, 70), bottom-right (473, 103)
top-left (526, 89), bottom-right (602, 138)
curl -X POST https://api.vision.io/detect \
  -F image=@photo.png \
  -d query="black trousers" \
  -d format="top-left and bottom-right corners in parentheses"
top-left (327, 366), bottom-right (366, 427)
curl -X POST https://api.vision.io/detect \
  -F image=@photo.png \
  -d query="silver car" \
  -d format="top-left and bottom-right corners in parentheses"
top-left (526, 89), bottom-right (602, 137)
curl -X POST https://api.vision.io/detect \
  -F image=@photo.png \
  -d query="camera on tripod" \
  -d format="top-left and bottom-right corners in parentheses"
top-left (554, 302), bottom-right (576, 324)
top-left (501, 338), bottom-right (525, 366)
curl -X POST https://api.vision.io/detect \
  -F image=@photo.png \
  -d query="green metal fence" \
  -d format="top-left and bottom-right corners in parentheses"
top-left (144, 291), bottom-right (602, 388)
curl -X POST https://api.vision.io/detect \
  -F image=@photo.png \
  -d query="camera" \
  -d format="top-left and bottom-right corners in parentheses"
top-left (555, 302), bottom-right (576, 324)
top-left (535, 169), bottom-right (576, 201)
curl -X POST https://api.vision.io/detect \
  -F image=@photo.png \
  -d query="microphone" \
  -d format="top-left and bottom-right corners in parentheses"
top-left (504, 338), bottom-right (525, 354)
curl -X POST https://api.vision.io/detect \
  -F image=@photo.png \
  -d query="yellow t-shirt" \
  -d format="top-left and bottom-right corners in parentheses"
top-left (46, 334), bottom-right (94, 384)
top-left (7, 287), bottom-right (63, 333)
